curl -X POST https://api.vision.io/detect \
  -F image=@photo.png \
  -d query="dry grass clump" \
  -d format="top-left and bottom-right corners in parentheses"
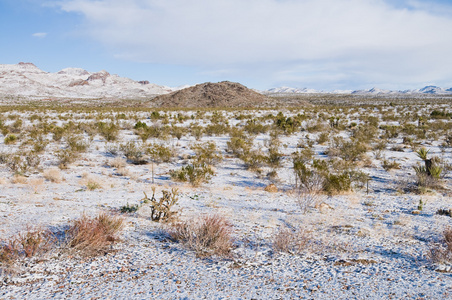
top-left (429, 227), bottom-right (452, 264)
top-left (43, 167), bottom-right (63, 183)
top-left (65, 213), bottom-right (124, 256)
top-left (28, 177), bottom-right (44, 193)
top-left (79, 173), bottom-right (103, 190)
top-left (108, 157), bottom-right (127, 169)
top-left (168, 214), bottom-right (233, 257)
top-left (0, 228), bottom-right (55, 273)
top-left (273, 227), bottom-right (312, 254)
top-left (11, 175), bottom-right (27, 184)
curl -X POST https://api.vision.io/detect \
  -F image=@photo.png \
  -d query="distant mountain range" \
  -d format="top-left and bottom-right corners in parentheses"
top-left (262, 85), bottom-right (452, 95)
top-left (0, 62), bottom-right (451, 100)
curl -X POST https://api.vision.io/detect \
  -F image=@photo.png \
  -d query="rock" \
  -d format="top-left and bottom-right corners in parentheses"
top-left (68, 79), bottom-right (89, 87)
top-left (317, 202), bottom-right (333, 213)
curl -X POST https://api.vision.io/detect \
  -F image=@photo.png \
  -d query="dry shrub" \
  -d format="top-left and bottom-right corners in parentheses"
top-left (11, 175), bottom-right (27, 184)
top-left (66, 213), bottom-right (124, 255)
top-left (430, 227), bottom-right (452, 264)
top-left (0, 228), bottom-right (55, 273)
top-left (79, 173), bottom-right (103, 190)
top-left (28, 178), bottom-right (44, 193)
top-left (108, 157), bottom-right (127, 169)
top-left (264, 183), bottom-right (278, 193)
top-left (296, 191), bottom-right (325, 213)
top-left (115, 167), bottom-right (130, 177)
top-left (272, 226), bottom-right (345, 255)
top-left (43, 167), bottom-right (63, 183)
top-left (168, 214), bottom-right (233, 257)
top-left (273, 227), bottom-right (311, 254)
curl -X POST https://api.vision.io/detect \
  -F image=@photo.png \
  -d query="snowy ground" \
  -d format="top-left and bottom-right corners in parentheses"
top-left (1, 105), bottom-right (452, 299)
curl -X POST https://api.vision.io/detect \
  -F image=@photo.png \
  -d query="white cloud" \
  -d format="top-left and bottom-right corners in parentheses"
top-left (55, 0), bottom-right (452, 89)
top-left (32, 32), bottom-right (48, 38)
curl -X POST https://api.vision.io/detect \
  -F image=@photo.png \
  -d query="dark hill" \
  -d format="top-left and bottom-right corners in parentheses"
top-left (151, 81), bottom-right (271, 108)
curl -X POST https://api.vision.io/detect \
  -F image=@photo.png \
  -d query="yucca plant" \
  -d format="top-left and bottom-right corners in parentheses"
top-left (416, 148), bottom-right (430, 161)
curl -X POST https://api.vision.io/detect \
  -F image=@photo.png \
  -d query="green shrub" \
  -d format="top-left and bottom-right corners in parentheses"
top-left (191, 141), bottom-right (223, 165)
top-left (4, 134), bottom-right (18, 145)
top-left (97, 122), bottom-right (119, 141)
top-left (147, 143), bottom-right (176, 163)
top-left (120, 141), bottom-right (147, 164)
top-left (170, 163), bottom-right (214, 186)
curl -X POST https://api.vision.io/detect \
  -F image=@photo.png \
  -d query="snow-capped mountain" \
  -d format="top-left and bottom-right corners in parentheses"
top-left (0, 62), bottom-right (174, 99)
top-left (265, 85), bottom-right (452, 95)
top-left (263, 86), bottom-right (319, 94)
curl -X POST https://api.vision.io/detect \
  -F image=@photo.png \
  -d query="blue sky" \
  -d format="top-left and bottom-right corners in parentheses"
top-left (1, 0), bottom-right (452, 91)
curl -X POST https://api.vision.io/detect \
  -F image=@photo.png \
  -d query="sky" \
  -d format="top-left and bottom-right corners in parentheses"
top-left (1, 0), bottom-right (452, 91)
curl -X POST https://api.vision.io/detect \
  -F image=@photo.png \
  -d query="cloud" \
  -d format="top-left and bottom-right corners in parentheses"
top-left (55, 0), bottom-right (452, 89)
top-left (32, 32), bottom-right (48, 38)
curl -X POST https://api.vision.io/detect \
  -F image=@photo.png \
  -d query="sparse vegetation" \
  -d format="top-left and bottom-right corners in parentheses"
top-left (168, 214), bottom-right (233, 257)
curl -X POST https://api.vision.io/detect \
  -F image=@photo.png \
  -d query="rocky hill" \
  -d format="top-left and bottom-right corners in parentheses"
top-left (151, 81), bottom-right (272, 108)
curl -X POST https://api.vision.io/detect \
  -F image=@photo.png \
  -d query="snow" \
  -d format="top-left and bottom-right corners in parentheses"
top-left (0, 106), bottom-right (452, 298)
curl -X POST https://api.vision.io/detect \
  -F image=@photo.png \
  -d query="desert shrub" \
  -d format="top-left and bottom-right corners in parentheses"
top-left (66, 134), bottom-right (89, 153)
top-left (191, 141), bottom-right (223, 165)
top-left (273, 227), bottom-right (312, 254)
top-left (317, 132), bottom-right (329, 145)
top-left (31, 136), bottom-right (49, 153)
top-left (323, 172), bottom-right (352, 194)
top-left (351, 124), bottom-right (379, 144)
top-left (226, 128), bottom-right (253, 158)
top-left (430, 110), bottom-right (452, 119)
top-left (120, 141), bottom-right (147, 164)
top-left (204, 123), bottom-right (230, 136)
top-left (382, 159), bottom-right (401, 171)
top-left (43, 167), bottom-right (63, 183)
top-left (0, 228), bottom-right (55, 271)
top-left (6, 152), bottom-right (40, 174)
top-left (108, 157), bottom-right (127, 169)
top-left (292, 159), bottom-right (324, 192)
top-left (429, 228), bottom-right (452, 264)
top-left (244, 119), bottom-right (269, 135)
top-left (65, 213), bottom-right (124, 256)
top-left (168, 214), bottom-right (233, 257)
top-left (380, 125), bottom-right (400, 139)
top-left (274, 112), bottom-right (301, 134)
top-left (8, 119), bottom-right (23, 133)
top-left (105, 143), bottom-right (121, 156)
top-left (296, 191), bottom-right (325, 213)
top-left (134, 121), bottom-right (148, 130)
top-left (56, 149), bottom-right (79, 169)
top-left (147, 143), bottom-right (176, 163)
top-left (97, 122), bottom-right (119, 141)
top-left (51, 126), bottom-right (66, 141)
top-left (170, 163), bottom-right (214, 186)
top-left (328, 137), bottom-right (368, 162)
top-left (84, 178), bottom-right (102, 191)
top-left (189, 124), bottom-right (204, 140)
top-left (120, 203), bottom-right (140, 213)
top-left (242, 149), bottom-right (267, 171)
top-left (0, 151), bottom-right (10, 164)
top-left (266, 135), bottom-right (283, 168)
top-left (4, 134), bottom-right (18, 145)
top-left (171, 125), bottom-right (186, 140)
